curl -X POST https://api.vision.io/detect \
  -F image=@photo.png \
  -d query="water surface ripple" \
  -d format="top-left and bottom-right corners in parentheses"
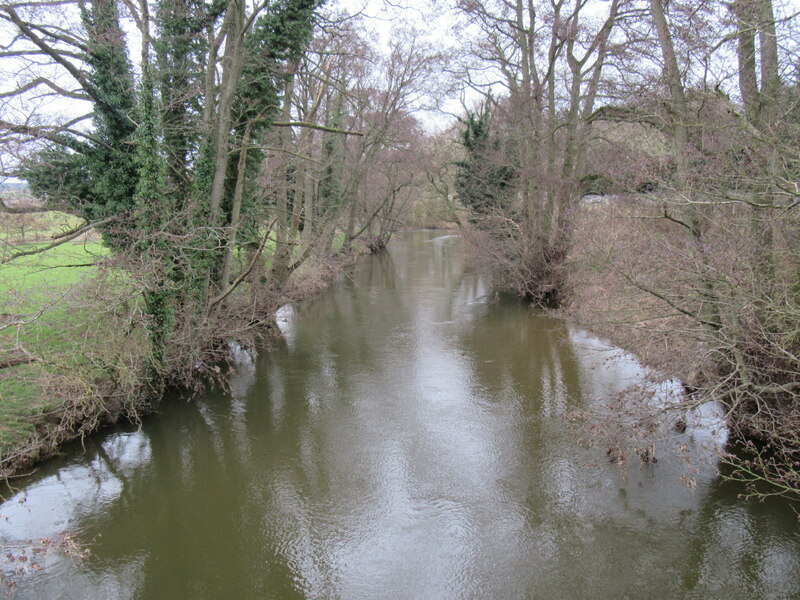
top-left (1, 231), bottom-right (798, 599)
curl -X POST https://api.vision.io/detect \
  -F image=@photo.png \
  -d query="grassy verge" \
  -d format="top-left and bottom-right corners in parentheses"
top-left (0, 212), bottom-right (115, 465)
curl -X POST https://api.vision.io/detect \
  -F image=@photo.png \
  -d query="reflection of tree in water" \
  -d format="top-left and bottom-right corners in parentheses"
top-left (453, 292), bottom-right (584, 412)
top-left (49, 400), bottom-right (307, 598)
top-left (678, 469), bottom-right (800, 597)
top-left (448, 276), bottom-right (800, 597)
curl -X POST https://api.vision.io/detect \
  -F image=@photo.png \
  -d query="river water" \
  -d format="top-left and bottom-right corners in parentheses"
top-left (1, 230), bottom-right (798, 599)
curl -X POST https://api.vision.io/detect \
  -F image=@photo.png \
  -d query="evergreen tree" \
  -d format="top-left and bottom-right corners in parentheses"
top-left (454, 102), bottom-right (516, 220)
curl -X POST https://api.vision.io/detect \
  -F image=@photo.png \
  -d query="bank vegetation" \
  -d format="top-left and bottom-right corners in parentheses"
top-left (0, 0), bottom-right (439, 476)
top-left (442, 0), bottom-right (800, 499)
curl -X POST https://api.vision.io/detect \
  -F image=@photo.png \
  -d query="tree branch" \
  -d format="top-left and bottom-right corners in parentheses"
top-left (0, 351), bottom-right (37, 369)
top-left (205, 217), bottom-right (277, 314)
top-left (0, 119), bottom-right (106, 150)
top-left (0, 76), bottom-right (90, 101)
top-left (1, 215), bottom-right (115, 265)
top-left (0, 6), bottom-right (110, 113)
top-left (271, 121), bottom-right (364, 136)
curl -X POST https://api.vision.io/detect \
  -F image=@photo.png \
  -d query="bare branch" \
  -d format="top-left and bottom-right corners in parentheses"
top-left (1, 215), bottom-right (116, 265)
top-left (271, 121), bottom-right (364, 136)
top-left (205, 217), bottom-right (278, 314)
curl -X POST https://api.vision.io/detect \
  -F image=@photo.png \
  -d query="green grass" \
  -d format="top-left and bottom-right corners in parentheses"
top-left (1, 239), bottom-right (110, 364)
top-left (0, 212), bottom-right (111, 456)
top-left (0, 363), bottom-right (51, 455)
top-left (0, 211), bottom-right (83, 242)
top-left (2, 241), bottom-right (107, 304)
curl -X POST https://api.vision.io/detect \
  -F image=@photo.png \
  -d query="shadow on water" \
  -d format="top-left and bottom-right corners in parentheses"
top-left (0, 230), bottom-right (798, 599)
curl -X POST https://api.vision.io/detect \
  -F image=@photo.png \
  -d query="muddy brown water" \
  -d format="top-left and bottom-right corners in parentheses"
top-left (1, 230), bottom-right (798, 599)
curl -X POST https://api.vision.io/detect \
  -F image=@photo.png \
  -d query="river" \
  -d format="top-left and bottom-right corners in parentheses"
top-left (1, 230), bottom-right (798, 598)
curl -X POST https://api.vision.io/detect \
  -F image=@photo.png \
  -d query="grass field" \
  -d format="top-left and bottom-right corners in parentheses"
top-left (1, 211), bottom-right (109, 457)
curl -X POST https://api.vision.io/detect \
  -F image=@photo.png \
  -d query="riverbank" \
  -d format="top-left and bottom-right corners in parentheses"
top-left (561, 199), bottom-right (704, 386)
top-left (0, 209), bottom-right (376, 479)
top-left (556, 195), bottom-right (799, 497)
top-left (3, 228), bottom-right (796, 599)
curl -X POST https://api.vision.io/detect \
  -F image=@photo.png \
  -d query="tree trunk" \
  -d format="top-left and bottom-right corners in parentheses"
top-left (219, 127), bottom-right (252, 288)
top-left (208, 0), bottom-right (245, 225)
top-left (650, 0), bottom-right (722, 331)
top-left (732, 0), bottom-right (779, 281)
top-left (271, 69), bottom-right (298, 285)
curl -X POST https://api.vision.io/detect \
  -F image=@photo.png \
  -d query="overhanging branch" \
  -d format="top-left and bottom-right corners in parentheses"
top-left (271, 121), bottom-right (364, 136)
top-left (205, 217), bottom-right (278, 314)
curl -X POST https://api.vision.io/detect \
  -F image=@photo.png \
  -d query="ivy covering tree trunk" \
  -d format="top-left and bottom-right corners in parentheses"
top-left (17, 0), bottom-right (324, 388)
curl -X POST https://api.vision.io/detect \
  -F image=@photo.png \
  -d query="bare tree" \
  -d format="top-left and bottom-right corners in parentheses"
top-left (570, 0), bottom-right (800, 497)
top-left (452, 0), bottom-right (625, 301)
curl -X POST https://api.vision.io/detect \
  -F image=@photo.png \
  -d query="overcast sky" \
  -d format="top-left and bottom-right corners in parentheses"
top-left (2, 0), bottom-right (799, 182)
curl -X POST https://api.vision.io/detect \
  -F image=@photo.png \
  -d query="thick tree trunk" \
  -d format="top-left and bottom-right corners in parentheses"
top-left (208, 0), bottom-right (245, 225)
top-left (271, 69), bottom-right (298, 285)
top-left (219, 127), bottom-right (252, 288)
top-left (732, 0), bottom-right (780, 281)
